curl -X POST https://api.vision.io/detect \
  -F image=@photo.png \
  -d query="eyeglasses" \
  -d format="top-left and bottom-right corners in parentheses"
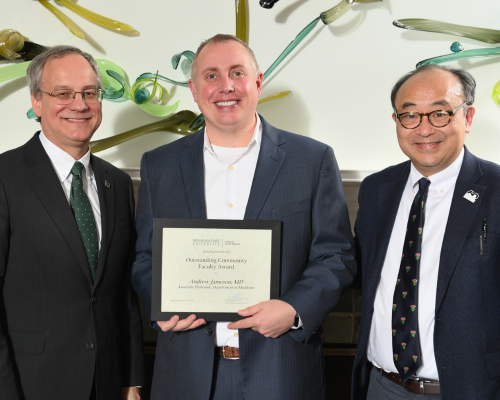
top-left (38, 88), bottom-right (104, 104)
top-left (395, 102), bottom-right (467, 129)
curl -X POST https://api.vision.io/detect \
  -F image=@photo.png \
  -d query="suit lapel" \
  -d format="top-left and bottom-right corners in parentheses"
top-left (436, 148), bottom-right (484, 312)
top-left (244, 117), bottom-right (286, 220)
top-left (92, 156), bottom-right (114, 287)
top-left (22, 134), bottom-right (93, 284)
top-left (366, 163), bottom-right (410, 302)
top-left (179, 131), bottom-right (206, 219)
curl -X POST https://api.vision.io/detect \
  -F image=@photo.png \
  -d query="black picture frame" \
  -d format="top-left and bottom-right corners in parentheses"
top-left (151, 218), bottom-right (282, 322)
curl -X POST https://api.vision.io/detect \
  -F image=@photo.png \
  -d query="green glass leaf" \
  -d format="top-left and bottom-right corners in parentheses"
top-left (136, 72), bottom-right (189, 87)
top-left (96, 59), bottom-right (130, 100)
top-left (27, 108), bottom-right (37, 119)
top-left (171, 50), bottom-right (195, 69)
top-left (393, 19), bottom-right (500, 44)
top-left (235, 0), bottom-right (248, 43)
top-left (189, 114), bottom-right (205, 130)
top-left (89, 110), bottom-right (200, 153)
top-left (0, 61), bottom-right (30, 84)
top-left (417, 47), bottom-right (500, 68)
top-left (320, 0), bottom-right (353, 25)
top-left (263, 17), bottom-right (320, 81)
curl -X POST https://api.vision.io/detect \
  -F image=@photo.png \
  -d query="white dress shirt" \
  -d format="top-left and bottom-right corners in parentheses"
top-left (204, 114), bottom-right (262, 348)
top-left (367, 149), bottom-right (464, 381)
top-left (39, 131), bottom-right (102, 250)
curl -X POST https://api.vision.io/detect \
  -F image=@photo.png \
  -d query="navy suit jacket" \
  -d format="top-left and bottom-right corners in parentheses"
top-left (131, 115), bottom-right (356, 400)
top-left (352, 147), bottom-right (500, 399)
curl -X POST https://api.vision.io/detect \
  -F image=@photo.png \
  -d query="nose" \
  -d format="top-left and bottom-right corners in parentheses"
top-left (68, 92), bottom-right (89, 111)
top-left (416, 114), bottom-right (435, 136)
top-left (218, 75), bottom-right (234, 94)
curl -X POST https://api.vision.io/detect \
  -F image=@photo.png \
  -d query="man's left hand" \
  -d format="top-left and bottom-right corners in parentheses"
top-left (122, 387), bottom-right (141, 400)
top-left (227, 299), bottom-right (296, 338)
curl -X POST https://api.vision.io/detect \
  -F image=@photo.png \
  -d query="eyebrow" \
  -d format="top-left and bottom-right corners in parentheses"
top-left (201, 64), bottom-right (247, 74)
top-left (51, 84), bottom-right (98, 90)
top-left (400, 99), bottom-right (453, 110)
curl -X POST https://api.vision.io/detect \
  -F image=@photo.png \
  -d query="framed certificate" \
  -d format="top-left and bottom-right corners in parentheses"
top-left (151, 219), bottom-right (282, 322)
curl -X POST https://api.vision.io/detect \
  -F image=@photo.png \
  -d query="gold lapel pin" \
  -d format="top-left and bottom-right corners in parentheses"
top-left (105, 180), bottom-right (111, 188)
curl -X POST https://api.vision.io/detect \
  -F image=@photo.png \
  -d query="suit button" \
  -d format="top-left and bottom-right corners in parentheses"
top-left (91, 296), bottom-right (98, 304)
top-left (86, 342), bottom-right (95, 350)
top-left (205, 327), bottom-right (212, 336)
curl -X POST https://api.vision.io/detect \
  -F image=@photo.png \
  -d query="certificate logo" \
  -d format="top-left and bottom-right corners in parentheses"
top-left (193, 239), bottom-right (221, 245)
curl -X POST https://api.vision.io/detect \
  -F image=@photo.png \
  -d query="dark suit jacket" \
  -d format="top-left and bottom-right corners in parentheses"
top-left (0, 133), bottom-right (145, 400)
top-left (352, 147), bottom-right (500, 399)
top-left (131, 115), bottom-right (356, 400)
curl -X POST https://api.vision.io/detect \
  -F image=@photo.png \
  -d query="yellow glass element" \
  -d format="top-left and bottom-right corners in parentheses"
top-left (320, 0), bottom-right (382, 25)
top-left (257, 90), bottom-right (291, 105)
top-left (55, 0), bottom-right (134, 32)
top-left (492, 80), bottom-right (500, 107)
top-left (235, 0), bottom-right (247, 43)
top-left (0, 29), bottom-right (24, 60)
top-left (89, 110), bottom-right (199, 153)
top-left (38, 0), bottom-right (85, 39)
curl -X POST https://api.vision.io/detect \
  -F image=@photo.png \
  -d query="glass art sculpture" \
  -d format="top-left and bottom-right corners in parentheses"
top-left (0, 29), bottom-right (48, 61)
top-left (417, 42), bottom-right (500, 68)
top-left (393, 19), bottom-right (500, 44)
top-left (189, 0), bottom-right (382, 129)
top-left (38, 0), bottom-right (137, 39)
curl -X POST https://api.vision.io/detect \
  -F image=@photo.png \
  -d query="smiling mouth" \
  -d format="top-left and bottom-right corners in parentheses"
top-left (417, 142), bottom-right (439, 147)
top-left (215, 100), bottom-right (239, 106)
top-left (66, 118), bottom-right (89, 122)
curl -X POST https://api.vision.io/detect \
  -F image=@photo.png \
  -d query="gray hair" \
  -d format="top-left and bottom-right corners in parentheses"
top-left (190, 34), bottom-right (260, 80)
top-left (27, 45), bottom-right (102, 96)
top-left (390, 64), bottom-right (476, 114)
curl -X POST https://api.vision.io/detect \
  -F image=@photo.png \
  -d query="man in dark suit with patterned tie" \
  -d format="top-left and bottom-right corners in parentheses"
top-left (0, 45), bottom-right (144, 400)
top-left (352, 65), bottom-right (500, 399)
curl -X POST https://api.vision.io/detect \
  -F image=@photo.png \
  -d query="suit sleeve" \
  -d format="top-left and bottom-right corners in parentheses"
top-left (351, 179), bottom-right (367, 291)
top-left (279, 146), bottom-right (357, 343)
top-left (0, 177), bottom-right (23, 399)
top-left (131, 153), bottom-right (155, 326)
top-left (119, 176), bottom-right (145, 387)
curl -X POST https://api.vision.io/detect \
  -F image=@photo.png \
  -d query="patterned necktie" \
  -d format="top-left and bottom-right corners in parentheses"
top-left (70, 161), bottom-right (98, 281)
top-left (392, 177), bottom-right (431, 382)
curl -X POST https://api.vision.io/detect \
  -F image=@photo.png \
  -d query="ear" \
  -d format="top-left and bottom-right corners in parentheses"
top-left (255, 72), bottom-right (263, 97)
top-left (392, 112), bottom-right (397, 123)
top-left (188, 79), bottom-right (197, 103)
top-left (464, 105), bottom-right (475, 133)
top-left (31, 93), bottom-right (42, 118)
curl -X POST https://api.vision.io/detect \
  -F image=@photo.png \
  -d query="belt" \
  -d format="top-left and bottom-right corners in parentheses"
top-left (216, 346), bottom-right (240, 359)
top-left (377, 368), bottom-right (441, 396)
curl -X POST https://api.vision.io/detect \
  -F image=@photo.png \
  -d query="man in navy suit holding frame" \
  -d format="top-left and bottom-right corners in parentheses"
top-left (131, 34), bottom-right (356, 400)
top-left (352, 64), bottom-right (500, 399)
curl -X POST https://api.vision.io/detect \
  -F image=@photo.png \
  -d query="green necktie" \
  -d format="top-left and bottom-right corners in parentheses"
top-left (70, 161), bottom-right (98, 281)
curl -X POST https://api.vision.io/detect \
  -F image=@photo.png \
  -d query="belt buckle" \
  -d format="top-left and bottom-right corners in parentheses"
top-left (221, 346), bottom-right (239, 360)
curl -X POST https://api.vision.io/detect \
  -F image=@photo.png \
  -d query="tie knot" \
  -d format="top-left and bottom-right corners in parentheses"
top-left (418, 177), bottom-right (431, 192)
top-left (71, 161), bottom-right (84, 177)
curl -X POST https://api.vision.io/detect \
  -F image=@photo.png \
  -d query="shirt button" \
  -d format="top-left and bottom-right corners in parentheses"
top-left (228, 203), bottom-right (233, 208)
top-left (91, 296), bottom-right (98, 304)
top-left (229, 165), bottom-right (234, 171)
top-left (233, 332), bottom-right (239, 337)
top-left (86, 342), bottom-right (95, 350)
top-left (440, 189), bottom-right (444, 193)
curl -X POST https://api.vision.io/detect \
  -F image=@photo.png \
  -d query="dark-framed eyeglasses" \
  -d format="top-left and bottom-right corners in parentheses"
top-left (38, 88), bottom-right (104, 104)
top-left (395, 102), bottom-right (468, 129)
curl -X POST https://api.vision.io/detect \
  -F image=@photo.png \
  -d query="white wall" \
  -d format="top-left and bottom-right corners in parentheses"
top-left (1, 0), bottom-right (500, 170)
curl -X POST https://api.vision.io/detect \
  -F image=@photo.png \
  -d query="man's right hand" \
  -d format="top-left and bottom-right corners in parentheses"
top-left (157, 314), bottom-right (206, 332)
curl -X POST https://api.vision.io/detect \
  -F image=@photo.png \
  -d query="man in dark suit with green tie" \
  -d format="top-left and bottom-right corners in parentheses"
top-left (0, 45), bottom-right (144, 400)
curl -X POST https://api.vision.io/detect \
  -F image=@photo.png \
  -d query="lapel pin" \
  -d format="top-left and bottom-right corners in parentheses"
top-left (105, 180), bottom-right (111, 188)
top-left (463, 190), bottom-right (479, 203)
